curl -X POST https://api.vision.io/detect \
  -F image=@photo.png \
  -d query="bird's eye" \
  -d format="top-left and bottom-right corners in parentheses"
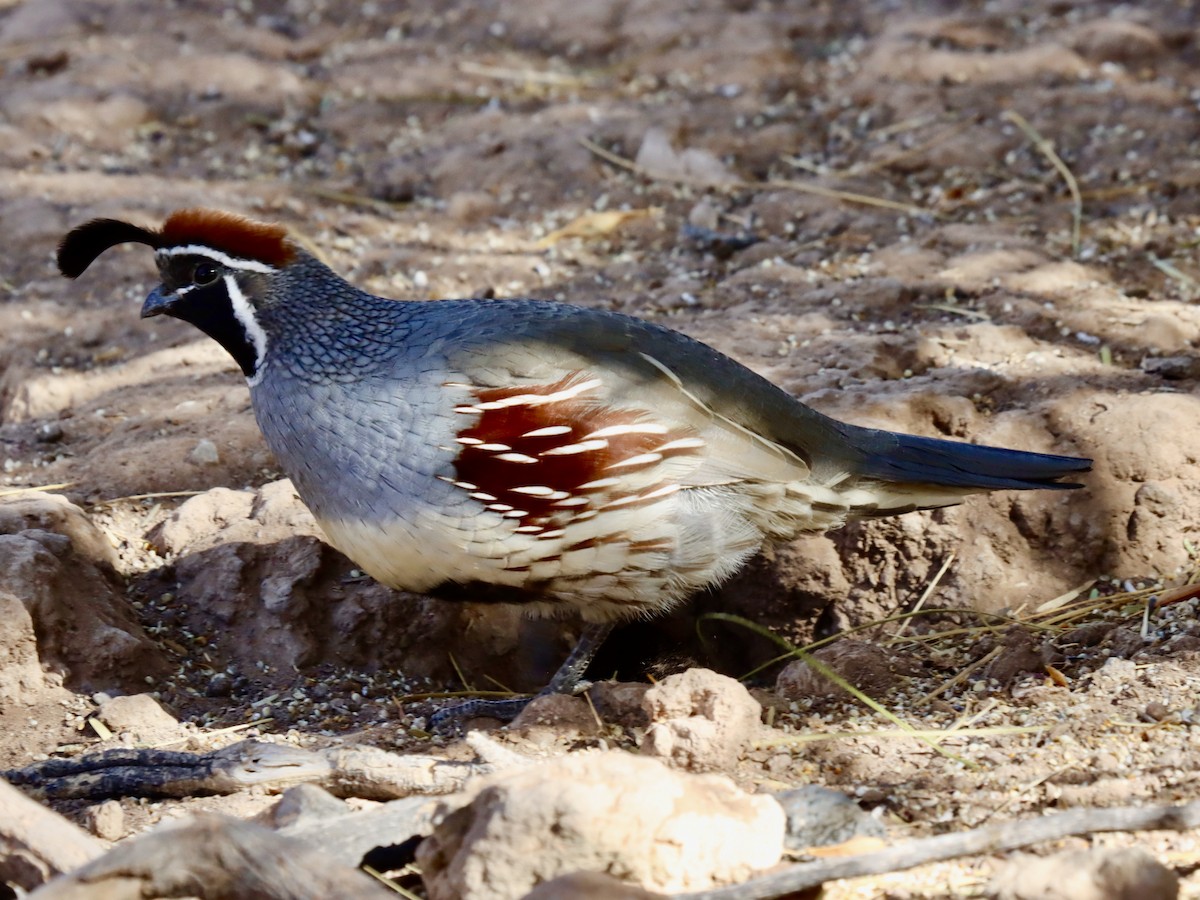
top-left (192, 262), bottom-right (220, 286)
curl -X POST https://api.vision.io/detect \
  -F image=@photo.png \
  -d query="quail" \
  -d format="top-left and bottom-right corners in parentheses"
top-left (58, 209), bottom-right (1091, 721)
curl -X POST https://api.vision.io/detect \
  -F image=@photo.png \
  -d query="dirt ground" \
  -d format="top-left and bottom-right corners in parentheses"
top-left (1, 0), bottom-right (1200, 895)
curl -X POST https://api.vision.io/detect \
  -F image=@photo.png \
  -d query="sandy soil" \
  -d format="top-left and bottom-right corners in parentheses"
top-left (1, 0), bottom-right (1199, 895)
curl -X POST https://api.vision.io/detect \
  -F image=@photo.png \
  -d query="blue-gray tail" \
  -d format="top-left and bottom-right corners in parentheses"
top-left (844, 425), bottom-right (1091, 493)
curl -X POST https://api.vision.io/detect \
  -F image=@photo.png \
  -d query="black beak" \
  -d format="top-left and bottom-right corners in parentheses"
top-left (141, 286), bottom-right (177, 319)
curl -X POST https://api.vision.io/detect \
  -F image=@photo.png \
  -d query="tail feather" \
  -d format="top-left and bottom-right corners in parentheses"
top-left (844, 426), bottom-right (1092, 493)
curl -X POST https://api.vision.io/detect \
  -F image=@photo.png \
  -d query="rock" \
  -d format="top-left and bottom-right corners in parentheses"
top-left (261, 784), bottom-right (350, 830)
top-left (0, 591), bottom-right (44, 704)
top-left (774, 785), bottom-right (886, 850)
top-left (990, 846), bottom-right (1178, 900)
top-left (523, 871), bottom-right (665, 899)
top-left (0, 778), bottom-right (104, 891)
top-left (81, 800), bottom-right (125, 842)
top-left (985, 627), bottom-right (1049, 686)
top-left (446, 190), bottom-right (500, 225)
top-left (687, 198), bottom-right (722, 231)
top-left (1141, 356), bottom-right (1198, 380)
top-left (145, 484), bottom-right (595, 693)
top-left (639, 668), bottom-right (761, 771)
top-left (96, 694), bottom-right (186, 745)
top-left (634, 127), bottom-right (736, 186)
top-left (252, 479), bottom-right (321, 532)
top-left (205, 671), bottom-right (233, 697)
top-left (187, 438), bottom-right (220, 465)
top-left (35, 422), bottom-right (64, 443)
top-left (367, 156), bottom-right (427, 202)
top-left (775, 641), bottom-right (900, 702)
top-left (0, 493), bottom-right (116, 571)
top-left (511, 692), bottom-right (601, 740)
top-left (1068, 19), bottom-right (1166, 66)
top-left (148, 487), bottom-right (256, 556)
top-left (1126, 481), bottom-right (1183, 555)
top-left (588, 681), bottom-right (651, 728)
top-left (416, 751), bottom-right (784, 899)
top-left (0, 527), bottom-right (168, 694)
top-left (0, 0), bottom-right (83, 45)
top-left (149, 481), bottom-right (323, 557)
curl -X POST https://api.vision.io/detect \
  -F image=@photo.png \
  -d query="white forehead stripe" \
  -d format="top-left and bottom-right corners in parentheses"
top-left (224, 274), bottom-right (269, 386)
top-left (157, 245), bottom-right (277, 274)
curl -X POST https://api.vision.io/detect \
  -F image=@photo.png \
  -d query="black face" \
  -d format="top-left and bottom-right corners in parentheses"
top-left (144, 254), bottom-right (264, 378)
top-left (156, 255), bottom-right (224, 294)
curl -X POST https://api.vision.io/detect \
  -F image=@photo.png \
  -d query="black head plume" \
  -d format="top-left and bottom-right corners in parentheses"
top-left (56, 218), bottom-right (164, 279)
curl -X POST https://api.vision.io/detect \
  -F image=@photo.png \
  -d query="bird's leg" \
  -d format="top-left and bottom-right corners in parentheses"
top-left (429, 621), bottom-right (614, 731)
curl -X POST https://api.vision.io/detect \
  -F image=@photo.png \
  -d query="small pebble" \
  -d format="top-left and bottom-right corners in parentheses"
top-left (206, 672), bottom-right (233, 698)
top-left (83, 800), bottom-right (125, 841)
top-left (35, 422), bottom-right (64, 443)
top-left (1143, 701), bottom-right (1170, 722)
top-left (187, 436), bottom-right (220, 465)
top-left (188, 439), bottom-right (220, 465)
top-left (1140, 356), bottom-right (1197, 380)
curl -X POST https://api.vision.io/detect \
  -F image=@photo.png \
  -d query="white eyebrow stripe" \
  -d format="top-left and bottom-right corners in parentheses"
top-left (157, 245), bottom-right (277, 274)
top-left (225, 274), bottom-right (269, 387)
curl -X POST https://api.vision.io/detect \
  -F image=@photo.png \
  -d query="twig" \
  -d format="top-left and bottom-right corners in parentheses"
top-left (579, 136), bottom-right (643, 173)
top-left (680, 800), bottom-right (1200, 899)
top-left (755, 725), bottom-right (1044, 749)
top-left (447, 652), bottom-right (474, 692)
top-left (394, 689), bottom-right (515, 704)
top-left (734, 606), bottom-right (1031, 683)
top-left (890, 552), bottom-right (955, 642)
top-left (301, 184), bottom-right (409, 214)
top-left (94, 489), bottom-right (204, 506)
top-left (0, 482), bottom-right (74, 499)
top-left (768, 178), bottom-right (932, 216)
top-left (458, 60), bottom-right (591, 88)
top-left (912, 303), bottom-right (991, 322)
top-left (704, 613), bottom-right (975, 769)
top-left (1034, 580), bottom-right (1093, 614)
top-left (1001, 110), bottom-right (1083, 257)
top-left (850, 119), bottom-right (975, 177)
top-left (362, 864), bottom-right (420, 898)
top-left (1147, 254), bottom-right (1199, 291)
top-left (577, 137), bottom-right (934, 217)
top-left (912, 646), bottom-right (1002, 708)
top-left (965, 764), bottom-right (1074, 829)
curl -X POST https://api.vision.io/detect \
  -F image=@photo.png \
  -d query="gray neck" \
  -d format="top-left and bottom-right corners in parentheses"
top-left (257, 255), bottom-right (417, 382)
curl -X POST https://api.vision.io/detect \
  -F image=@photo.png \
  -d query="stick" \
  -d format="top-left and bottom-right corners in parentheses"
top-left (0, 780), bottom-right (103, 892)
top-left (577, 138), bottom-right (933, 217)
top-left (1001, 110), bottom-right (1083, 257)
top-left (679, 800), bottom-right (1200, 899)
top-left (28, 813), bottom-right (398, 900)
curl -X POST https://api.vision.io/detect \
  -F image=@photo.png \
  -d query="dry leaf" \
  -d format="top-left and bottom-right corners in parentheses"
top-left (803, 835), bottom-right (890, 857)
top-left (536, 208), bottom-right (659, 248)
